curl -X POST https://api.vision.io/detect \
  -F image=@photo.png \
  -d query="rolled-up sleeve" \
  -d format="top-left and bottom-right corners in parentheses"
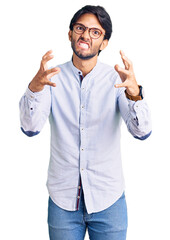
top-left (19, 86), bottom-right (51, 137)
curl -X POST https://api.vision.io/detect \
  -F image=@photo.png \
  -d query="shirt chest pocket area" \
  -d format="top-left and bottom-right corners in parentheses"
top-left (85, 88), bottom-right (116, 120)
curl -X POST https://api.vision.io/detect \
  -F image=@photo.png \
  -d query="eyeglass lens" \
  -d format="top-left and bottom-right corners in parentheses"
top-left (73, 24), bottom-right (102, 39)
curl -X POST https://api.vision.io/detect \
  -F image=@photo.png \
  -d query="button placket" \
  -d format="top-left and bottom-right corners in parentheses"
top-left (80, 74), bottom-right (86, 174)
top-left (76, 177), bottom-right (82, 210)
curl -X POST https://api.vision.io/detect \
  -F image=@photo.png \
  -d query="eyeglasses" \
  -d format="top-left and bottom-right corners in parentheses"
top-left (72, 23), bottom-right (105, 39)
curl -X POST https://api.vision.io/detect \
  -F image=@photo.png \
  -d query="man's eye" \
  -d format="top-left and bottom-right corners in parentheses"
top-left (77, 26), bottom-right (84, 31)
top-left (92, 30), bottom-right (100, 35)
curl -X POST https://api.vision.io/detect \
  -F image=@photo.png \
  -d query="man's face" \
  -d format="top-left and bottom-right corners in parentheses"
top-left (69, 13), bottom-right (108, 60)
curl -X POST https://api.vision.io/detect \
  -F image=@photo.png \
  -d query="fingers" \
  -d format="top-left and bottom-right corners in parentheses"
top-left (43, 54), bottom-right (54, 63)
top-left (42, 67), bottom-right (60, 87)
top-left (42, 49), bottom-right (53, 59)
top-left (120, 50), bottom-right (133, 70)
top-left (41, 50), bottom-right (61, 85)
top-left (46, 68), bottom-right (61, 82)
top-left (29, 50), bottom-right (60, 92)
top-left (44, 67), bottom-right (60, 78)
top-left (114, 64), bottom-right (129, 75)
top-left (41, 50), bottom-right (54, 70)
top-left (40, 49), bottom-right (61, 88)
top-left (115, 82), bottom-right (126, 88)
top-left (114, 50), bottom-right (137, 91)
top-left (114, 64), bottom-right (133, 88)
top-left (45, 81), bottom-right (56, 87)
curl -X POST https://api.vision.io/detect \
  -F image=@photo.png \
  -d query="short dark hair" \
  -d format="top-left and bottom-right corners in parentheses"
top-left (69, 5), bottom-right (112, 55)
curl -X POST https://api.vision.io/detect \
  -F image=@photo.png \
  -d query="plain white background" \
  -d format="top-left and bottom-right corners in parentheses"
top-left (0, 0), bottom-right (170, 239)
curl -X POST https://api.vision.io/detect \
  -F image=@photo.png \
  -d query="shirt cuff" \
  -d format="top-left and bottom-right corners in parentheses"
top-left (128, 98), bottom-right (145, 112)
top-left (25, 87), bottom-right (46, 101)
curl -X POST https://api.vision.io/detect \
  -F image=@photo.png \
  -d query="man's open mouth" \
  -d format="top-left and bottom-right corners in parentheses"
top-left (78, 41), bottom-right (90, 50)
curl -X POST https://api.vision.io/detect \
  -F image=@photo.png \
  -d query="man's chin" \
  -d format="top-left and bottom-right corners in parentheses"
top-left (78, 55), bottom-right (95, 60)
top-left (74, 50), bottom-right (96, 60)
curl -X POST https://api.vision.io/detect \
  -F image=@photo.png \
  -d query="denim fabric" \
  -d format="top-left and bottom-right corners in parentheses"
top-left (48, 190), bottom-right (128, 240)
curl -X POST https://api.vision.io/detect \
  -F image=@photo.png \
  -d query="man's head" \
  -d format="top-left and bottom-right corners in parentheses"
top-left (68, 5), bottom-right (112, 60)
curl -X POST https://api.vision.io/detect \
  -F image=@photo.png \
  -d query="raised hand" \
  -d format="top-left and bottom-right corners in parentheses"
top-left (29, 50), bottom-right (60, 92)
top-left (114, 50), bottom-right (140, 96)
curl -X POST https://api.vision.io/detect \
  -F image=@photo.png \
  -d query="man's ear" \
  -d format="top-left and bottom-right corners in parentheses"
top-left (68, 30), bottom-right (72, 41)
top-left (100, 39), bottom-right (108, 51)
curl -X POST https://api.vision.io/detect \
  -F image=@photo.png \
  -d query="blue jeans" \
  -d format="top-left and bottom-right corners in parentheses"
top-left (48, 190), bottom-right (128, 240)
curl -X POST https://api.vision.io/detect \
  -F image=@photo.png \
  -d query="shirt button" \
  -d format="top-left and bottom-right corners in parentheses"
top-left (82, 105), bottom-right (84, 108)
top-left (81, 168), bottom-right (84, 171)
top-left (82, 128), bottom-right (84, 130)
top-left (81, 148), bottom-right (84, 151)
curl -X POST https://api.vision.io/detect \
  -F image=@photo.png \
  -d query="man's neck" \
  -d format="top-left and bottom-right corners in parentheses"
top-left (72, 53), bottom-right (98, 77)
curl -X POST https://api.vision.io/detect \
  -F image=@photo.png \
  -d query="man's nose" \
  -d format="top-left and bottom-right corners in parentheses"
top-left (81, 28), bottom-right (91, 39)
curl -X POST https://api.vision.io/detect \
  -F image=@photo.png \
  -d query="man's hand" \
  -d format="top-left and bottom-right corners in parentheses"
top-left (29, 50), bottom-right (60, 92)
top-left (114, 50), bottom-right (140, 96)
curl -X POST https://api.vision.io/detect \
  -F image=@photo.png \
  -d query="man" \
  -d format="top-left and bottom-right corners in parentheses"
top-left (19, 5), bottom-right (151, 240)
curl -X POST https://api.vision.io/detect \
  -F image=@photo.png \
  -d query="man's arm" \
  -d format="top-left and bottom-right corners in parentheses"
top-left (117, 89), bottom-right (152, 140)
top-left (115, 50), bottom-right (152, 140)
top-left (19, 50), bottom-right (60, 137)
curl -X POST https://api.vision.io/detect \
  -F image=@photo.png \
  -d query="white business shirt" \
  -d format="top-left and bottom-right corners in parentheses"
top-left (19, 59), bottom-right (151, 214)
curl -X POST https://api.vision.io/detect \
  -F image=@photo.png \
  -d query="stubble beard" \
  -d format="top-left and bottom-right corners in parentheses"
top-left (71, 38), bottom-right (101, 60)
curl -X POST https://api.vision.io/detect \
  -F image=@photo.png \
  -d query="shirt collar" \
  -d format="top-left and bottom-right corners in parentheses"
top-left (69, 57), bottom-right (101, 80)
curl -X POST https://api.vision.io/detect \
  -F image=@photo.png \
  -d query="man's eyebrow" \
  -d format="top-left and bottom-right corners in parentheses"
top-left (75, 22), bottom-right (103, 30)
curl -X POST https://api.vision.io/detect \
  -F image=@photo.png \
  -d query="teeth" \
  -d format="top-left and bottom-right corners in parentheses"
top-left (79, 43), bottom-right (89, 49)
